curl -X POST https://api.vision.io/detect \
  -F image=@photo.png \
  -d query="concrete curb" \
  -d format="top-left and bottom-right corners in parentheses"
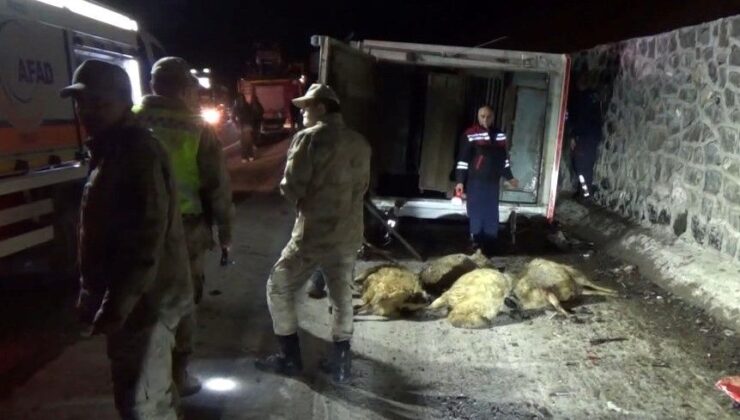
top-left (556, 198), bottom-right (740, 334)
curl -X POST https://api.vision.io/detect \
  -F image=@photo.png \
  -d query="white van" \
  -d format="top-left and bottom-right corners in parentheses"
top-left (0, 0), bottom-right (163, 275)
top-left (313, 36), bottom-right (570, 224)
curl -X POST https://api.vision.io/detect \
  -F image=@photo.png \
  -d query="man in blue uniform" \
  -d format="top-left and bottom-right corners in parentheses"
top-left (568, 71), bottom-right (604, 199)
top-left (455, 105), bottom-right (519, 256)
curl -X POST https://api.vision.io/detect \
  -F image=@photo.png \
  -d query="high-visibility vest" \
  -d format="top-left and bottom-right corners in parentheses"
top-left (133, 104), bottom-right (202, 215)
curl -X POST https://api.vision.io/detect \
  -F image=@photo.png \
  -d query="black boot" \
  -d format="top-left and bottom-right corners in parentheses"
top-left (319, 340), bottom-right (352, 384)
top-left (254, 333), bottom-right (303, 376)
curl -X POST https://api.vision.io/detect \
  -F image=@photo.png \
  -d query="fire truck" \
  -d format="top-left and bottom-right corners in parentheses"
top-left (0, 0), bottom-right (164, 279)
top-left (238, 45), bottom-right (306, 146)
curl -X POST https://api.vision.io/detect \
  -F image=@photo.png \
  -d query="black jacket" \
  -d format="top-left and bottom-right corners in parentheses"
top-left (455, 125), bottom-right (514, 184)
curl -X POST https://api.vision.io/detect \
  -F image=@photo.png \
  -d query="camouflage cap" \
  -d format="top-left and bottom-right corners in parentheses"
top-left (60, 60), bottom-right (132, 103)
top-left (291, 83), bottom-right (340, 108)
top-left (151, 56), bottom-right (199, 89)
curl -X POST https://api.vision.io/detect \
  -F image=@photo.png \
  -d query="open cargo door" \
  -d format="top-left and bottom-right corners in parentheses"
top-left (349, 40), bottom-right (570, 222)
top-left (313, 36), bottom-right (378, 156)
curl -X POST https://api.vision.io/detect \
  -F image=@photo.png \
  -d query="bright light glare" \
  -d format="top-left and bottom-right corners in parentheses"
top-left (201, 108), bottom-right (220, 125)
top-left (197, 77), bottom-right (211, 89)
top-left (123, 59), bottom-right (143, 105)
top-left (190, 69), bottom-right (197, 74)
top-left (203, 68), bottom-right (211, 74)
top-left (204, 378), bottom-right (238, 392)
top-left (33, 1), bottom-right (139, 31)
top-left (35, 0), bottom-right (64, 7)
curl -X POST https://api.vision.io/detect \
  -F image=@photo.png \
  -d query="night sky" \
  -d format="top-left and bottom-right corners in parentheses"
top-left (103, 0), bottom-right (740, 92)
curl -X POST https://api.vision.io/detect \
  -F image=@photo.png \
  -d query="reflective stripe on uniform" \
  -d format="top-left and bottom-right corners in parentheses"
top-left (467, 133), bottom-right (491, 142)
top-left (456, 161), bottom-right (469, 170)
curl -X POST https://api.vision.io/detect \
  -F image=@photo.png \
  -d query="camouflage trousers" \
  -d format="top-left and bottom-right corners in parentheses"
top-left (107, 320), bottom-right (178, 420)
top-left (267, 244), bottom-right (356, 341)
top-left (174, 217), bottom-right (211, 358)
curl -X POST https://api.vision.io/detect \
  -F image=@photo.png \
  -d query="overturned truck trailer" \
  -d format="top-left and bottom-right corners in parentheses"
top-left (313, 36), bottom-right (570, 224)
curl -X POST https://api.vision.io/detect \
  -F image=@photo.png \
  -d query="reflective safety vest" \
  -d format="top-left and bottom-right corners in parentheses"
top-left (133, 104), bottom-right (202, 215)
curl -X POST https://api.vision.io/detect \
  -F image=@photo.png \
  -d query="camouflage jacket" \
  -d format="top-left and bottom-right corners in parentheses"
top-left (77, 115), bottom-right (193, 330)
top-left (281, 113), bottom-right (371, 255)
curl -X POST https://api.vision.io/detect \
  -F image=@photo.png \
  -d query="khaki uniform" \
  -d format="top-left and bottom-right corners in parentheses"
top-left (77, 115), bottom-right (192, 419)
top-left (134, 95), bottom-right (234, 362)
top-left (267, 113), bottom-right (371, 341)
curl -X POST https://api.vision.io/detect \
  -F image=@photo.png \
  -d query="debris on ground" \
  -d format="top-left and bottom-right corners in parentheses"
top-left (606, 400), bottom-right (628, 414)
top-left (715, 376), bottom-right (740, 405)
top-left (589, 337), bottom-right (628, 346)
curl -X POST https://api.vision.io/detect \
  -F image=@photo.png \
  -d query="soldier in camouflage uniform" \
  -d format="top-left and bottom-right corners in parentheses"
top-left (255, 84), bottom-right (371, 383)
top-left (133, 57), bottom-right (234, 397)
top-left (63, 60), bottom-right (192, 420)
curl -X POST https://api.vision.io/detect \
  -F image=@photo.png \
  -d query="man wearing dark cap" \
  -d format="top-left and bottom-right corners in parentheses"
top-left (133, 56), bottom-right (234, 397)
top-left (64, 59), bottom-right (193, 419)
top-left (255, 84), bottom-right (371, 383)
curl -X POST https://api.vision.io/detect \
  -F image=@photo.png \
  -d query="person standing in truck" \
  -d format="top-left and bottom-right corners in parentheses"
top-left (64, 60), bottom-right (192, 419)
top-left (254, 84), bottom-right (371, 384)
top-left (133, 57), bottom-right (234, 398)
top-left (455, 105), bottom-right (519, 256)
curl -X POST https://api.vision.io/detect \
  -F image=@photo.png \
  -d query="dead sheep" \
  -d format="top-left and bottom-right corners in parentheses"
top-left (513, 258), bottom-right (618, 316)
top-left (353, 264), bottom-right (430, 317)
top-left (419, 250), bottom-right (494, 295)
top-left (428, 268), bottom-right (513, 329)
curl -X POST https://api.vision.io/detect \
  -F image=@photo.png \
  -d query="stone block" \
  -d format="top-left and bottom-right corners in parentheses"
top-left (658, 209), bottom-right (671, 225)
top-left (648, 130), bottom-right (666, 151)
top-left (664, 137), bottom-right (680, 154)
top-left (729, 71), bottom-right (740, 88)
top-left (679, 88), bottom-right (697, 102)
top-left (639, 40), bottom-right (648, 55)
top-left (691, 215), bottom-right (706, 244)
top-left (673, 211), bottom-right (688, 236)
top-left (701, 197), bottom-right (716, 220)
top-left (724, 180), bottom-right (740, 205)
top-left (724, 235), bottom-right (738, 259)
top-left (708, 225), bottom-right (723, 250)
top-left (726, 90), bottom-right (736, 108)
top-left (719, 127), bottom-right (739, 153)
top-left (698, 27), bottom-right (711, 45)
top-left (679, 28), bottom-right (697, 48)
top-left (732, 109), bottom-right (740, 124)
top-left (686, 123), bottom-right (707, 143)
top-left (730, 212), bottom-right (740, 232)
top-left (705, 171), bottom-right (722, 195)
top-left (733, 16), bottom-right (740, 39)
top-left (708, 62), bottom-right (718, 84)
top-left (731, 45), bottom-right (740, 67)
top-left (684, 167), bottom-right (704, 187)
top-left (720, 21), bottom-right (730, 48)
top-left (723, 157), bottom-right (740, 178)
top-left (704, 142), bottom-right (721, 166)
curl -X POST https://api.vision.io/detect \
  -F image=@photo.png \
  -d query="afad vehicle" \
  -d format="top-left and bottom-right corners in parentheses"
top-left (0, 0), bottom-right (164, 278)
